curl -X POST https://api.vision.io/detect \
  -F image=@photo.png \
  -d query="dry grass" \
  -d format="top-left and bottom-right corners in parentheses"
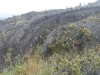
top-left (0, 33), bottom-right (4, 40)
top-left (1, 46), bottom-right (100, 75)
top-left (24, 46), bottom-right (43, 75)
top-left (82, 13), bottom-right (100, 22)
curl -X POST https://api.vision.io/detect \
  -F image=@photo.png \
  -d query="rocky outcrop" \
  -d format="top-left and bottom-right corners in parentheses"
top-left (75, 21), bottom-right (100, 44)
top-left (40, 21), bottom-right (100, 56)
top-left (0, 5), bottom-right (100, 65)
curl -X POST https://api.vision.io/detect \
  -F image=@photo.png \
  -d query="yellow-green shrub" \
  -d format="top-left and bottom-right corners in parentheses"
top-left (48, 24), bottom-right (92, 52)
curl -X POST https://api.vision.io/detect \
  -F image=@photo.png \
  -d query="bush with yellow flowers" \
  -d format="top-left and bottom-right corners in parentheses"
top-left (48, 24), bottom-right (92, 53)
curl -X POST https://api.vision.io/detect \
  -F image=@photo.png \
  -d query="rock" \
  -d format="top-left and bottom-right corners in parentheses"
top-left (40, 21), bottom-right (100, 57)
top-left (81, 62), bottom-right (100, 75)
top-left (74, 21), bottom-right (100, 45)
top-left (0, 5), bottom-right (100, 69)
top-left (40, 26), bottom-right (68, 57)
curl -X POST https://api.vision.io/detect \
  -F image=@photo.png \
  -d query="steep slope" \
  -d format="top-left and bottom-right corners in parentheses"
top-left (0, 4), bottom-right (100, 66)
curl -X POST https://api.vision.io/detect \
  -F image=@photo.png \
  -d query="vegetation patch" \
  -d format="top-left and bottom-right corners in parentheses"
top-left (48, 24), bottom-right (92, 53)
top-left (1, 45), bottom-right (100, 75)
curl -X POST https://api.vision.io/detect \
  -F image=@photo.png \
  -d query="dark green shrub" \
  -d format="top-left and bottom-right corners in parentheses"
top-left (48, 24), bottom-right (92, 53)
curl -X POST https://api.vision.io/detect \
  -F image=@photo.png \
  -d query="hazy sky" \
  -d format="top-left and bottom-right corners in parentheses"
top-left (0, 0), bottom-right (97, 15)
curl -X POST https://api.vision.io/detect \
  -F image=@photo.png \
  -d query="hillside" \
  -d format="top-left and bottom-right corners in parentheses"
top-left (0, 1), bottom-right (100, 75)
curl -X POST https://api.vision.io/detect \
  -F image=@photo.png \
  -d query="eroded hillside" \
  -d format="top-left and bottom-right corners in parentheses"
top-left (0, 1), bottom-right (100, 72)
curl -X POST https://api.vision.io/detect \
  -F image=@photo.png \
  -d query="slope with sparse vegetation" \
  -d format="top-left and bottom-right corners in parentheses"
top-left (0, 1), bottom-right (100, 75)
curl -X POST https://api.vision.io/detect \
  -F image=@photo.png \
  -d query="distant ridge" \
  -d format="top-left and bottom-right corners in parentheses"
top-left (0, 13), bottom-right (17, 20)
top-left (0, 18), bottom-right (4, 20)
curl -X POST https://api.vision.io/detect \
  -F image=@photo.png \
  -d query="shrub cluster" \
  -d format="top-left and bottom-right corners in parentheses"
top-left (48, 24), bottom-right (92, 53)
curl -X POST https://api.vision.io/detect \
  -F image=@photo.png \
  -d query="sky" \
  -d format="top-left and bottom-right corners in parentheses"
top-left (0, 0), bottom-right (97, 18)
